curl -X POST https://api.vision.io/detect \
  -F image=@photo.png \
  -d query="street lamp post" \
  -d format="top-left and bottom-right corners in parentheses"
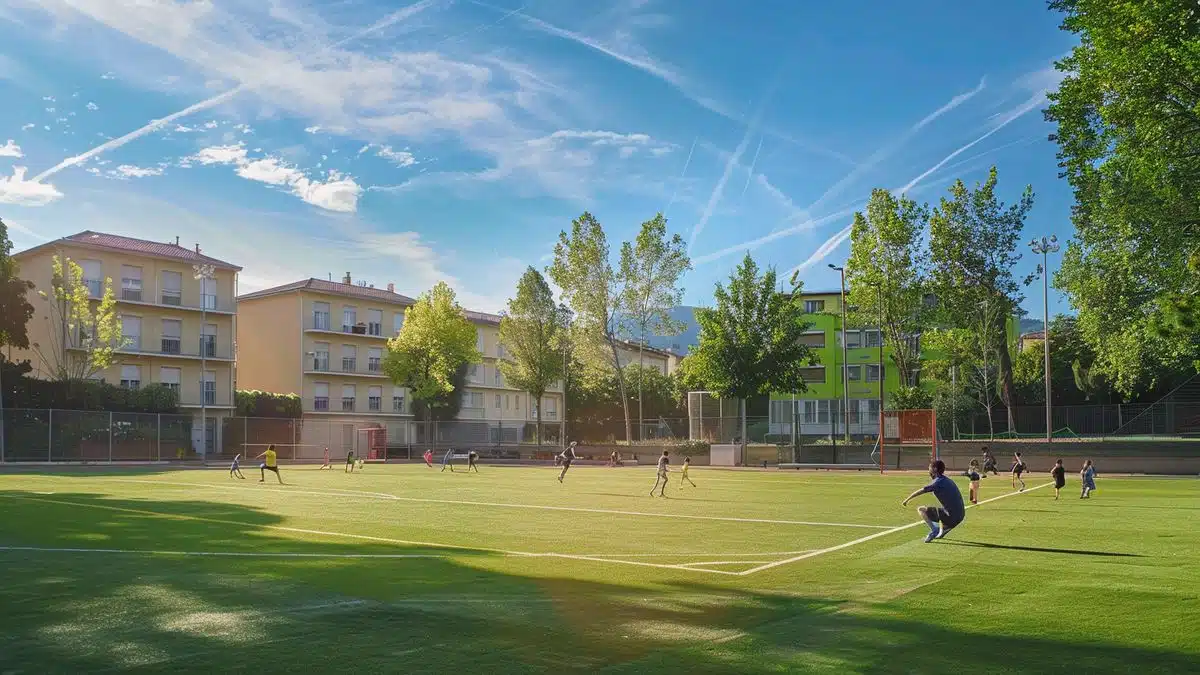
top-left (828, 264), bottom-right (851, 444)
top-left (194, 264), bottom-right (216, 461)
top-left (1028, 236), bottom-right (1059, 443)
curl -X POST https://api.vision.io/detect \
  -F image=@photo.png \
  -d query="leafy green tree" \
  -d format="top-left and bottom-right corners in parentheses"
top-left (548, 212), bottom-right (634, 442)
top-left (0, 219), bottom-right (34, 354)
top-left (845, 188), bottom-right (931, 387)
top-left (687, 254), bottom-right (816, 452)
top-left (33, 255), bottom-right (123, 382)
top-left (1045, 0), bottom-right (1200, 394)
top-left (928, 167), bottom-right (1034, 431)
top-left (618, 213), bottom-right (691, 438)
top-left (382, 281), bottom-right (481, 421)
top-left (1012, 315), bottom-right (1108, 405)
top-left (924, 295), bottom-right (1009, 439)
top-left (498, 267), bottom-right (568, 449)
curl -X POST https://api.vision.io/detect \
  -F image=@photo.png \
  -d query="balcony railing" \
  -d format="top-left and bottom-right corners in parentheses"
top-left (201, 336), bottom-right (216, 358)
top-left (161, 337), bottom-right (181, 355)
top-left (368, 358), bottom-right (381, 373)
top-left (312, 356), bottom-right (330, 372)
top-left (341, 357), bottom-right (357, 372)
top-left (368, 396), bottom-right (382, 411)
top-left (83, 278), bottom-right (102, 298)
top-left (314, 397), bottom-right (329, 411)
top-left (161, 290), bottom-right (182, 306)
top-left (393, 398), bottom-right (406, 413)
top-left (343, 323), bottom-right (367, 335)
top-left (313, 313), bottom-right (331, 330)
top-left (341, 397), bottom-right (355, 412)
top-left (203, 388), bottom-right (216, 405)
top-left (122, 286), bottom-right (143, 302)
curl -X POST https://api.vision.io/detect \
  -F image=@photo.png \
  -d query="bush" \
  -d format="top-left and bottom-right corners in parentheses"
top-left (888, 385), bottom-right (934, 411)
top-left (235, 390), bottom-right (301, 418)
top-left (3, 361), bottom-right (179, 413)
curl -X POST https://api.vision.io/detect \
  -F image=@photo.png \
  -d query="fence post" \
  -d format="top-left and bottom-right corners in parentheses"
top-left (291, 419), bottom-right (297, 461)
top-left (48, 409), bottom-right (53, 462)
top-left (108, 411), bottom-right (113, 463)
top-left (157, 414), bottom-right (162, 461)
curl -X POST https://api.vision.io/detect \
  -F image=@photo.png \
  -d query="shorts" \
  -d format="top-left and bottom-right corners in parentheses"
top-left (1012, 465), bottom-right (1025, 476)
top-left (967, 472), bottom-right (980, 482)
top-left (261, 464), bottom-right (279, 473)
top-left (927, 507), bottom-right (963, 530)
top-left (657, 469), bottom-right (668, 479)
top-left (231, 463), bottom-right (240, 471)
top-left (561, 458), bottom-right (572, 468)
top-left (1054, 477), bottom-right (1066, 489)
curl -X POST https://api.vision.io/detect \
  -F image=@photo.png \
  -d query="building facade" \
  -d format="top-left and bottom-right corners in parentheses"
top-left (13, 231), bottom-right (241, 454)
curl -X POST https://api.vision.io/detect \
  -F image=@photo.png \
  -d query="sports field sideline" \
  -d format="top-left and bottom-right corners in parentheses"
top-left (1, 464), bottom-right (1197, 673)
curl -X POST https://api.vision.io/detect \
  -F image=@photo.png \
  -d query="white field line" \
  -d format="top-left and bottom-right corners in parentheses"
top-left (0, 493), bottom-right (733, 576)
top-left (101, 477), bottom-right (894, 529)
top-left (679, 559), bottom-right (802, 567)
top-left (737, 482), bottom-right (1053, 576)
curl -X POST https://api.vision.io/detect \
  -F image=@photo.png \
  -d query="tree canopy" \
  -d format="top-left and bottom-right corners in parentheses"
top-left (33, 255), bottom-right (123, 382)
top-left (498, 267), bottom-right (568, 446)
top-left (0, 218), bottom-right (34, 353)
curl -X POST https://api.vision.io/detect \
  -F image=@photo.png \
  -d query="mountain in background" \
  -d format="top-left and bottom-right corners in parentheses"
top-left (644, 306), bottom-right (700, 355)
top-left (1020, 318), bottom-right (1045, 334)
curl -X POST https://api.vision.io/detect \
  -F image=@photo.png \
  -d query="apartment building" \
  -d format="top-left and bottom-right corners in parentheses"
top-left (235, 276), bottom-right (564, 441)
top-left (14, 231), bottom-right (241, 453)
top-left (613, 339), bottom-right (678, 376)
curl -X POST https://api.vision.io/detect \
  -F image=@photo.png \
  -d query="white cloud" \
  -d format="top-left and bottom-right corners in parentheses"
top-left (86, 101), bottom-right (99, 111)
top-left (100, 72), bottom-right (116, 80)
top-left (233, 123), bottom-right (253, 134)
top-left (202, 120), bottom-right (219, 129)
top-left (110, 164), bottom-right (164, 179)
top-left (44, 107), bottom-right (55, 113)
top-left (0, 139), bottom-right (23, 157)
top-left (174, 124), bottom-right (196, 133)
top-left (21, 123), bottom-right (36, 131)
top-left (304, 125), bottom-right (322, 134)
top-left (376, 145), bottom-right (416, 167)
top-left (42, 95), bottom-right (55, 102)
top-left (191, 143), bottom-right (249, 165)
top-left (0, 166), bottom-right (63, 206)
top-left (188, 143), bottom-right (361, 212)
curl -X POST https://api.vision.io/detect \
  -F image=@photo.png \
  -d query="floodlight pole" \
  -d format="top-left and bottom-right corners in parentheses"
top-left (194, 263), bottom-right (216, 461)
top-left (829, 264), bottom-right (851, 444)
top-left (1029, 235), bottom-right (1060, 443)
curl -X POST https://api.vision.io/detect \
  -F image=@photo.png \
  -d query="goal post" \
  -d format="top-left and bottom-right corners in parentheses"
top-left (880, 409), bottom-right (938, 471)
top-left (686, 391), bottom-right (741, 443)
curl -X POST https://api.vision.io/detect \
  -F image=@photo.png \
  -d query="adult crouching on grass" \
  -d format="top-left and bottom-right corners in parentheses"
top-left (902, 460), bottom-right (966, 543)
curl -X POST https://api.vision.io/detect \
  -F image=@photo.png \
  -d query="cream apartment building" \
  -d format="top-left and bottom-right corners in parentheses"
top-left (235, 276), bottom-right (565, 451)
top-left (14, 231), bottom-right (241, 454)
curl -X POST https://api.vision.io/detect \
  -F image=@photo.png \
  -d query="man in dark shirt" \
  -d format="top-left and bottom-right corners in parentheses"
top-left (902, 460), bottom-right (967, 543)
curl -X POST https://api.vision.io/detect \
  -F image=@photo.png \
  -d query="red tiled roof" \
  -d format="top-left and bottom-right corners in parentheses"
top-left (18, 230), bottom-right (242, 270)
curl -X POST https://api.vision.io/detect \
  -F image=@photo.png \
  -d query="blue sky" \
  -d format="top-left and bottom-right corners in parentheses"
top-left (0, 0), bottom-right (1075, 319)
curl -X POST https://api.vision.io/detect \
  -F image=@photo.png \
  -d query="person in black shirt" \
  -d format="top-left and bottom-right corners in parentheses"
top-left (1051, 458), bottom-right (1066, 500)
top-left (1011, 452), bottom-right (1027, 492)
top-left (468, 451), bottom-right (479, 473)
top-left (981, 447), bottom-right (999, 476)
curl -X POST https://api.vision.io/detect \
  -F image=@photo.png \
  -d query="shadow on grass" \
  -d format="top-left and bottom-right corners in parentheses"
top-left (0, 488), bottom-right (1191, 674)
top-left (946, 540), bottom-right (1145, 557)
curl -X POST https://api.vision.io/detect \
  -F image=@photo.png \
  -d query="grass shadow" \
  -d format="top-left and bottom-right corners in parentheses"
top-left (945, 540), bottom-right (1145, 557)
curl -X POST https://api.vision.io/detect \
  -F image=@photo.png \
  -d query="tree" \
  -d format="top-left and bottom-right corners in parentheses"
top-left (1044, 0), bottom-right (1200, 394)
top-left (548, 212), bottom-right (634, 442)
top-left (382, 282), bottom-right (481, 421)
top-left (498, 267), bottom-right (567, 450)
top-left (0, 219), bottom-right (34, 353)
top-left (618, 213), bottom-right (691, 439)
top-left (928, 167), bottom-right (1034, 430)
top-left (1012, 315), bottom-right (1108, 405)
top-left (845, 189), bottom-right (931, 387)
top-left (687, 254), bottom-right (816, 453)
top-left (32, 255), bottom-right (123, 382)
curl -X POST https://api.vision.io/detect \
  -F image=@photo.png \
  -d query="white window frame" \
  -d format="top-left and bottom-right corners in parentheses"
top-left (342, 306), bottom-right (357, 333)
top-left (393, 312), bottom-right (405, 335)
top-left (121, 265), bottom-right (143, 301)
top-left (368, 347), bottom-right (382, 373)
top-left (161, 318), bottom-right (182, 354)
top-left (161, 270), bottom-right (182, 305)
top-left (314, 382), bottom-right (330, 410)
top-left (159, 366), bottom-right (181, 395)
top-left (368, 386), bottom-right (382, 411)
top-left (203, 370), bottom-right (216, 404)
top-left (121, 315), bottom-right (142, 351)
top-left (803, 299), bottom-right (825, 313)
top-left (313, 302), bottom-right (331, 331)
top-left (201, 277), bottom-right (217, 310)
top-left (312, 342), bottom-right (330, 371)
top-left (367, 309), bottom-right (383, 336)
top-left (80, 259), bottom-right (103, 298)
top-left (120, 365), bottom-right (141, 390)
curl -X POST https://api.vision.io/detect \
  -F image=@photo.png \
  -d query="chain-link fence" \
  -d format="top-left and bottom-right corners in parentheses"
top-left (956, 402), bottom-right (1200, 440)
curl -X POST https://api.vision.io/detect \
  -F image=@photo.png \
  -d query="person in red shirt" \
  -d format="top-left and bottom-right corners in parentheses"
top-left (423, 449), bottom-right (434, 468)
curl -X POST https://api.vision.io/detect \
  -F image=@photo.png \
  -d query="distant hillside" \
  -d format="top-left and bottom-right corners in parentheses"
top-left (1020, 318), bottom-right (1044, 334)
top-left (644, 306), bottom-right (700, 355)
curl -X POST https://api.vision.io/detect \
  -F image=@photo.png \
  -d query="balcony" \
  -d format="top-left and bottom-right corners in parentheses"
top-left (393, 398), bottom-right (407, 414)
top-left (83, 278), bottom-right (102, 298)
top-left (161, 337), bottom-right (181, 355)
top-left (121, 286), bottom-right (143, 302)
top-left (201, 336), bottom-right (216, 358)
top-left (341, 397), bottom-right (355, 412)
top-left (341, 357), bottom-right (357, 372)
top-left (161, 290), bottom-right (182, 306)
top-left (314, 397), bottom-right (329, 411)
top-left (368, 396), bottom-right (382, 411)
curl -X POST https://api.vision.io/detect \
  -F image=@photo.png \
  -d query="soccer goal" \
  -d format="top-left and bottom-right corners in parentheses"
top-left (877, 409), bottom-right (939, 471)
top-left (354, 426), bottom-right (390, 462)
top-left (686, 391), bottom-right (742, 443)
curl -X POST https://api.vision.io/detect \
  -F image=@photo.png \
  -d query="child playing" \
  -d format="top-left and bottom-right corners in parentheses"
top-left (964, 459), bottom-right (982, 504)
top-left (423, 449), bottom-right (434, 468)
top-left (1051, 459), bottom-right (1066, 500)
top-left (650, 450), bottom-right (670, 497)
top-left (1080, 460), bottom-right (1097, 499)
top-left (230, 453), bottom-right (245, 479)
top-left (981, 447), bottom-right (999, 476)
top-left (1011, 452), bottom-right (1027, 492)
top-left (679, 455), bottom-right (697, 489)
top-left (319, 447), bottom-right (331, 470)
top-left (345, 450), bottom-right (356, 473)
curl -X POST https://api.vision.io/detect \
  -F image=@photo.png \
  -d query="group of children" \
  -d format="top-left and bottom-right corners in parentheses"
top-left (555, 442), bottom-right (696, 495)
top-left (962, 446), bottom-right (1098, 504)
top-left (317, 447), bottom-right (365, 472)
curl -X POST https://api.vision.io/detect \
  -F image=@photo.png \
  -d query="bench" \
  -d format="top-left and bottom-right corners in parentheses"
top-left (778, 463), bottom-right (878, 471)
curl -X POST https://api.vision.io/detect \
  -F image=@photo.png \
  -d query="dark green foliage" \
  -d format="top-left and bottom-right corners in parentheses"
top-left (0, 218), bottom-right (35, 351)
top-left (411, 363), bottom-right (468, 421)
top-left (235, 390), bottom-right (302, 418)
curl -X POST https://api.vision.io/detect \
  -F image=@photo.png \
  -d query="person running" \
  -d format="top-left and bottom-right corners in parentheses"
top-left (902, 459), bottom-right (966, 543)
top-left (679, 455), bottom-right (697, 489)
top-left (1051, 459), bottom-right (1067, 500)
top-left (557, 442), bottom-right (578, 483)
top-left (345, 450), bottom-right (356, 473)
top-left (467, 451), bottom-right (479, 473)
top-left (1080, 460), bottom-right (1097, 499)
top-left (964, 459), bottom-right (982, 504)
top-left (230, 453), bottom-right (245, 479)
top-left (650, 450), bottom-right (670, 497)
top-left (1011, 451), bottom-right (1027, 492)
top-left (319, 447), bottom-right (331, 470)
top-left (981, 447), bottom-right (999, 476)
top-left (256, 444), bottom-right (283, 484)
top-left (423, 449), bottom-right (434, 468)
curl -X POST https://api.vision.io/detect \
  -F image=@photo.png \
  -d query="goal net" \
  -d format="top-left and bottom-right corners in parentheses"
top-left (878, 409), bottom-right (939, 469)
top-left (687, 391), bottom-right (742, 443)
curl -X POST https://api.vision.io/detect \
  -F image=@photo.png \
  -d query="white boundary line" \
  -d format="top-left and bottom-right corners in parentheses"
top-left (101, 477), bottom-right (895, 529)
top-left (736, 482), bottom-right (1052, 576)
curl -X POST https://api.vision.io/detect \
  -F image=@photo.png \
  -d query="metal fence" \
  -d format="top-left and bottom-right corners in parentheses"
top-left (956, 402), bottom-right (1200, 440)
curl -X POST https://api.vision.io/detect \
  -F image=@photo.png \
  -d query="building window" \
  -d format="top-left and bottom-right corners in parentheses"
top-left (368, 347), bottom-right (382, 373)
top-left (161, 319), bottom-right (182, 354)
top-left (121, 315), bottom-right (141, 351)
top-left (864, 329), bottom-right (882, 349)
top-left (495, 393), bottom-right (502, 409)
top-left (120, 265), bottom-right (143, 302)
top-left (312, 343), bottom-right (330, 371)
top-left (314, 383), bottom-right (329, 410)
top-left (493, 368), bottom-right (503, 386)
top-left (367, 309), bottom-right (382, 336)
top-left (468, 364), bottom-right (480, 382)
top-left (804, 299), bottom-right (825, 313)
top-left (394, 312), bottom-right (405, 335)
top-left (201, 277), bottom-right (217, 310)
top-left (81, 259), bottom-right (102, 298)
top-left (341, 344), bottom-right (356, 373)
top-left (393, 390), bottom-right (406, 413)
top-left (159, 367), bottom-right (180, 395)
top-left (343, 307), bottom-right (358, 333)
top-left (799, 366), bottom-right (826, 384)
top-left (544, 397), bottom-right (557, 420)
top-left (313, 302), bottom-right (331, 330)
top-left (802, 400), bottom-right (830, 424)
top-left (461, 391), bottom-right (483, 409)
top-left (845, 365), bottom-right (862, 381)
top-left (497, 343), bottom-right (507, 359)
top-left (866, 364), bottom-right (883, 382)
top-left (842, 330), bottom-right (862, 348)
top-left (341, 384), bottom-right (356, 411)
top-left (475, 329), bottom-right (484, 353)
top-left (799, 332), bottom-right (826, 348)
top-left (203, 371), bottom-right (216, 405)
top-left (201, 323), bottom-right (217, 357)
top-left (161, 270), bottom-right (182, 305)
top-left (120, 365), bottom-right (141, 390)
top-left (368, 386), bottom-right (382, 411)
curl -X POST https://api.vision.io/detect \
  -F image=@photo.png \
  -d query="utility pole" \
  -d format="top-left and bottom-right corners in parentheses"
top-left (1029, 235), bottom-right (1060, 443)
top-left (194, 263), bottom-right (216, 460)
top-left (829, 264), bottom-right (852, 444)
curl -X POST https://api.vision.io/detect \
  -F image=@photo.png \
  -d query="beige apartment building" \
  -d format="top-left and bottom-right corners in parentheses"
top-left (235, 276), bottom-right (567, 452)
top-left (13, 231), bottom-right (241, 454)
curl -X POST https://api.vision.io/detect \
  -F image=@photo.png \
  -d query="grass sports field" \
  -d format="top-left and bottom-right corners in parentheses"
top-left (1, 463), bottom-right (1197, 673)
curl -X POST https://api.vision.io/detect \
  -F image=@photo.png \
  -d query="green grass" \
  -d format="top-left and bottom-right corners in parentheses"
top-left (1, 464), bottom-right (1197, 673)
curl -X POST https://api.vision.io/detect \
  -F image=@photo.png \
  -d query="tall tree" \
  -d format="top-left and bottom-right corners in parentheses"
top-left (548, 212), bottom-right (634, 442)
top-left (845, 188), bottom-right (931, 387)
top-left (928, 167), bottom-right (1034, 431)
top-left (498, 267), bottom-right (568, 450)
top-left (618, 213), bottom-right (691, 438)
top-left (33, 255), bottom-right (123, 382)
top-left (382, 282), bottom-right (481, 421)
top-left (923, 298), bottom-right (1007, 439)
top-left (1045, 0), bottom-right (1200, 394)
top-left (0, 218), bottom-right (35, 353)
top-left (687, 254), bottom-right (816, 452)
